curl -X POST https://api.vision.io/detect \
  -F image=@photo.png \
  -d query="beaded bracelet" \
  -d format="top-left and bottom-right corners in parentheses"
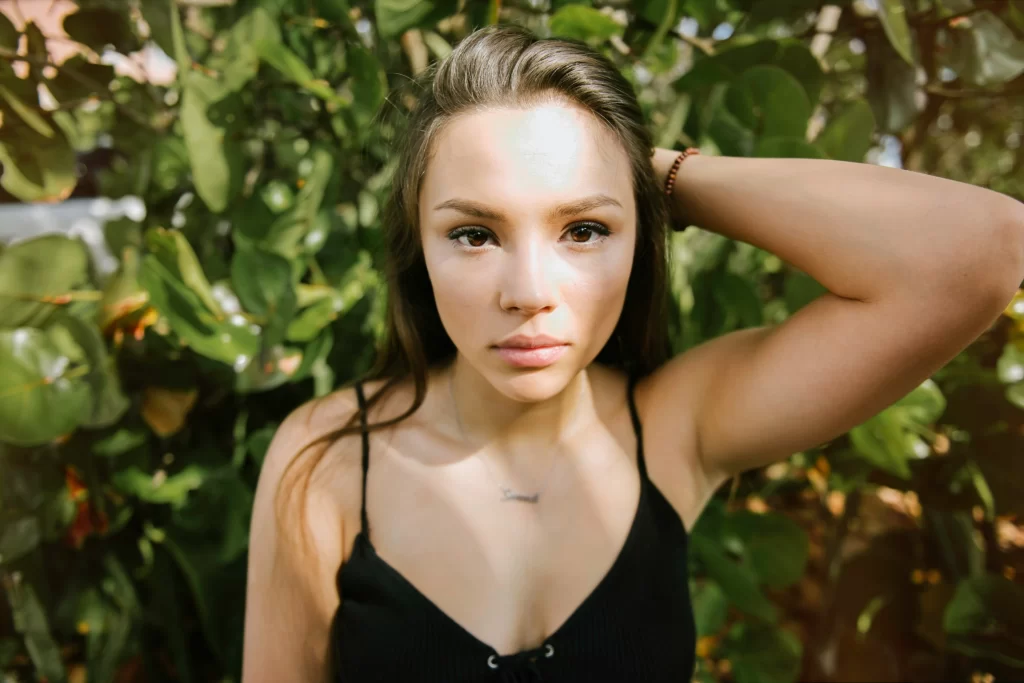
top-left (664, 147), bottom-right (700, 196)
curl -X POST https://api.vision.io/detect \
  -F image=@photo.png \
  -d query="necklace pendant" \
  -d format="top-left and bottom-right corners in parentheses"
top-left (500, 487), bottom-right (540, 504)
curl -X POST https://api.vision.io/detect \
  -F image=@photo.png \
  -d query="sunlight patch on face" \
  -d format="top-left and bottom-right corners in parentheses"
top-left (420, 102), bottom-right (634, 225)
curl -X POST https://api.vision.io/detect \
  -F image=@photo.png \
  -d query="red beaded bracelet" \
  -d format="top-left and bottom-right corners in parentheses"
top-left (664, 147), bottom-right (700, 196)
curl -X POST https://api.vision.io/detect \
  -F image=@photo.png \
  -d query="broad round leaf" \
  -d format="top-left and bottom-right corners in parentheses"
top-left (0, 135), bottom-right (77, 203)
top-left (816, 99), bottom-right (877, 162)
top-left (725, 510), bottom-right (809, 588)
top-left (0, 234), bottom-right (91, 329)
top-left (0, 328), bottom-right (91, 446)
top-left (736, 65), bottom-right (811, 138)
top-left (944, 574), bottom-right (1024, 634)
top-left (47, 314), bottom-right (129, 429)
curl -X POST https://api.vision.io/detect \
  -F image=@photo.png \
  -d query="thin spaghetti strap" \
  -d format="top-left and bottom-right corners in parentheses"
top-left (354, 380), bottom-right (371, 540)
top-left (625, 373), bottom-right (648, 479)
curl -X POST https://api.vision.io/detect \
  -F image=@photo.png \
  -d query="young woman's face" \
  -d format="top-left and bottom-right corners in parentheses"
top-left (418, 100), bottom-right (637, 400)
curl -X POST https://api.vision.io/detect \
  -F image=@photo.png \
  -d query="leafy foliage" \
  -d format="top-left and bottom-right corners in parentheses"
top-left (1, 0), bottom-right (1023, 681)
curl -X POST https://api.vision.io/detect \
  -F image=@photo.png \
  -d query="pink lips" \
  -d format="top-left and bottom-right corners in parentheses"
top-left (494, 344), bottom-right (569, 368)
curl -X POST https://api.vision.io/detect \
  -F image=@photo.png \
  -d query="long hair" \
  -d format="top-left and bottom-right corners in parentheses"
top-left (273, 23), bottom-right (673, 558)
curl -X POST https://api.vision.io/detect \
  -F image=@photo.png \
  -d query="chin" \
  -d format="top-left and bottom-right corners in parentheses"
top-left (483, 359), bottom-right (581, 402)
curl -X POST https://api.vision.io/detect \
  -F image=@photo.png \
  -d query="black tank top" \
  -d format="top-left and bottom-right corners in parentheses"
top-left (330, 375), bottom-right (696, 682)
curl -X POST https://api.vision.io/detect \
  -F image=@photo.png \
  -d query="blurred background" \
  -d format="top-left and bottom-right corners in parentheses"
top-left (0, 0), bottom-right (1023, 681)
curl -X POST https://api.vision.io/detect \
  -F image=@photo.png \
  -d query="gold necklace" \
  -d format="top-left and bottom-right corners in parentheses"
top-left (448, 372), bottom-right (561, 503)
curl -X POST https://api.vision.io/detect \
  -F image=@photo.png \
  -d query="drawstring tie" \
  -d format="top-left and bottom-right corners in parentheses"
top-left (487, 643), bottom-right (554, 682)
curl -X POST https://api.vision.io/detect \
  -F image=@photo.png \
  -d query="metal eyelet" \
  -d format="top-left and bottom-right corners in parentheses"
top-left (487, 654), bottom-right (499, 669)
top-left (545, 643), bottom-right (554, 658)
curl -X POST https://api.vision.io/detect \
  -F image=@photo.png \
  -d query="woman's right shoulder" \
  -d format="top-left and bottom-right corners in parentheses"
top-left (257, 377), bottom-right (407, 510)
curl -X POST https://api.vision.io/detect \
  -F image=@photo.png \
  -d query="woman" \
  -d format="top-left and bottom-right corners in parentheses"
top-left (241, 24), bottom-right (1024, 683)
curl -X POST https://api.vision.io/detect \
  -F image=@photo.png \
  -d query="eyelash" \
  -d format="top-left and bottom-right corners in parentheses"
top-left (447, 222), bottom-right (612, 252)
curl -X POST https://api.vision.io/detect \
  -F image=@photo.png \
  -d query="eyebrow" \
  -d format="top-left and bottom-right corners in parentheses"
top-left (432, 193), bottom-right (623, 223)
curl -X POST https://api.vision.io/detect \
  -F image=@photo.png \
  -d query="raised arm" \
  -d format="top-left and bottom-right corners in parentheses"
top-left (645, 150), bottom-right (1024, 494)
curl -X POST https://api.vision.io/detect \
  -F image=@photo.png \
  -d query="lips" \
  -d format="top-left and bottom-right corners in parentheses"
top-left (494, 344), bottom-right (569, 368)
top-left (495, 334), bottom-right (568, 349)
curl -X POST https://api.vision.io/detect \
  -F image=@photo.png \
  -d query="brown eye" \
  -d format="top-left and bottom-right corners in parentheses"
top-left (569, 225), bottom-right (597, 243)
top-left (464, 230), bottom-right (489, 248)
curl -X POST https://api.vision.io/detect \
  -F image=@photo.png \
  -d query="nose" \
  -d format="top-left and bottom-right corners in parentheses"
top-left (498, 237), bottom-right (560, 314)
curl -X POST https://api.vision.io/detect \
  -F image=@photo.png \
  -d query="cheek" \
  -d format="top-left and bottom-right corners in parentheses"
top-left (568, 250), bottom-right (633, 333)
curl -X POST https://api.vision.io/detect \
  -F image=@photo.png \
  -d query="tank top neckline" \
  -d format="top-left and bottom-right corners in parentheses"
top-left (343, 371), bottom-right (653, 664)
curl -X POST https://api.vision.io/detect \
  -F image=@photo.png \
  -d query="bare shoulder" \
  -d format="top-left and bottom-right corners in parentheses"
top-left (242, 377), bottom-right (400, 682)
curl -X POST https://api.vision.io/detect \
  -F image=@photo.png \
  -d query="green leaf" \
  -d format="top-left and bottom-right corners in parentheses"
top-left (47, 314), bottom-right (129, 429)
top-left (0, 327), bottom-right (92, 446)
top-left (734, 65), bottom-right (811, 138)
top-left (257, 41), bottom-right (344, 105)
top-left (1007, 381), bottom-right (1024, 410)
top-left (179, 72), bottom-right (244, 213)
top-left (550, 5), bottom-right (623, 43)
top-left (168, 0), bottom-right (192, 77)
top-left (816, 99), bottom-right (876, 162)
top-left (691, 580), bottom-right (729, 637)
top-left (5, 581), bottom-right (65, 682)
top-left (374, 0), bottom-right (459, 39)
top-left (146, 229), bottom-right (225, 319)
top-left (348, 42), bottom-right (387, 127)
top-left (231, 247), bottom-right (297, 348)
top-left (286, 263), bottom-right (374, 342)
top-left (0, 134), bottom-right (77, 203)
top-left (139, 0), bottom-right (173, 56)
top-left (850, 409), bottom-right (913, 478)
top-left (139, 254), bottom-right (258, 369)
top-left (893, 378), bottom-right (946, 425)
top-left (111, 464), bottom-right (206, 508)
top-left (947, 12), bottom-right (1024, 87)
top-left (773, 39), bottom-right (825, 106)
top-left (92, 428), bottom-right (147, 458)
top-left (995, 342), bottom-right (1024, 385)
top-left (642, 0), bottom-right (678, 58)
top-left (63, 8), bottom-right (138, 54)
top-left (260, 146), bottom-right (335, 258)
top-left (725, 511), bottom-right (809, 588)
top-left (727, 622), bottom-right (803, 683)
top-left (944, 573), bottom-right (1024, 633)
top-left (45, 56), bottom-right (116, 103)
top-left (0, 638), bottom-right (18, 669)
top-left (865, 33), bottom-right (919, 133)
top-left (423, 31), bottom-right (453, 60)
top-left (0, 515), bottom-right (40, 565)
top-left (0, 234), bottom-right (91, 329)
top-left (0, 83), bottom-right (54, 138)
top-left (212, 7), bottom-right (281, 92)
top-left (690, 533), bottom-right (778, 622)
top-left (261, 180), bottom-right (294, 214)
top-left (0, 12), bottom-right (17, 50)
top-left (877, 0), bottom-right (915, 65)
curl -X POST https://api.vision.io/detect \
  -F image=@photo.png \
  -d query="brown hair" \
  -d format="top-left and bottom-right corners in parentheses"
top-left (273, 23), bottom-right (674, 558)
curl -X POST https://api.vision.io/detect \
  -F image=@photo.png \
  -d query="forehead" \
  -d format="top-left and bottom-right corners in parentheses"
top-left (420, 101), bottom-right (633, 209)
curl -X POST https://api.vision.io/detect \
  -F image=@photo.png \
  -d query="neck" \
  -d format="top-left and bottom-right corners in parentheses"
top-left (447, 355), bottom-right (597, 462)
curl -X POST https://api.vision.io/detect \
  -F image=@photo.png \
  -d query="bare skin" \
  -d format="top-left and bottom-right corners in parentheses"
top-left (242, 97), bottom-right (1024, 680)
